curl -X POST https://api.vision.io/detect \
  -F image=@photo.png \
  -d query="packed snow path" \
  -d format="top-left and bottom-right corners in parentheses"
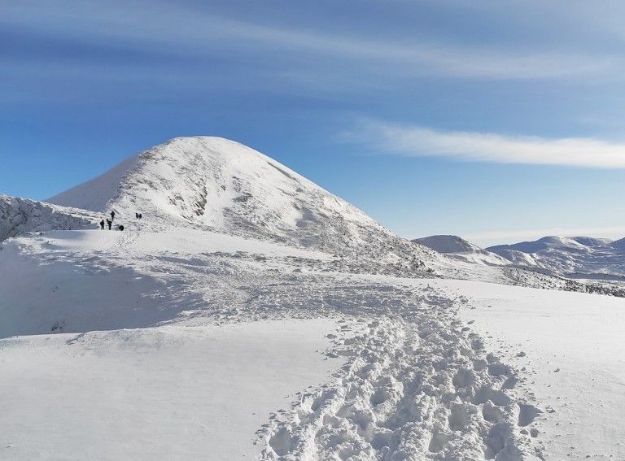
top-left (1, 229), bottom-right (543, 459)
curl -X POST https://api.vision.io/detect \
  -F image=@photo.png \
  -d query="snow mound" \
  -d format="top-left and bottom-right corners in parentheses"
top-left (0, 195), bottom-right (95, 241)
top-left (48, 137), bottom-right (434, 263)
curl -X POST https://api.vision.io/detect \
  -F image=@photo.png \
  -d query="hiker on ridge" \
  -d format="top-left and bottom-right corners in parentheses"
top-left (106, 219), bottom-right (112, 230)
top-left (110, 210), bottom-right (116, 221)
top-left (99, 219), bottom-right (105, 230)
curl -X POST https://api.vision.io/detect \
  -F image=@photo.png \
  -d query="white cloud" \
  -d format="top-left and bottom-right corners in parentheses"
top-left (349, 120), bottom-right (625, 168)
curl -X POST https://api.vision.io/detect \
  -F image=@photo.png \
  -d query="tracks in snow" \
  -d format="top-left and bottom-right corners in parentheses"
top-left (8, 231), bottom-right (546, 459)
top-left (258, 286), bottom-right (543, 460)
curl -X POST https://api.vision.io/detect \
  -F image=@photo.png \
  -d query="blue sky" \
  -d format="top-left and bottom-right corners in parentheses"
top-left (2, 0), bottom-right (625, 246)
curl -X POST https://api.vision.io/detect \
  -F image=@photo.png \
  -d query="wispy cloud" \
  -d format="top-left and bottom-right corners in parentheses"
top-left (0, 1), bottom-right (616, 81)
top-left (347, 120), bottom-right (625, 168)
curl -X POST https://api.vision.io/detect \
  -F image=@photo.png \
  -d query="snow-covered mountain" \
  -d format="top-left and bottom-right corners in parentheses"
top-left (49, 137), bottom-right (434, 269)
top-left (488, 235), bottom-right (625, 281)
top-left (415, 234), bottom-right (511, 266)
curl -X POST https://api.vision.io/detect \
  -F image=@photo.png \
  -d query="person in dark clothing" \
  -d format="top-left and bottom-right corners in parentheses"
top-left (110, 210), bottom-right (116, 221)
top-left (99, 219), bottom-right (105, 230)
top-left (135, 213), bottom-right (139, 219)
top-left (118, 225), bottom-right (125, 231)
top-left (106, 219), bottom-right (112, 230)
top-left (139, 213), bottom-right (143, 219)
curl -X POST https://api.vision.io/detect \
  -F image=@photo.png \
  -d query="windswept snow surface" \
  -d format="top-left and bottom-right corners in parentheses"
top-left (0, 320), bottom-right (340, 460)
top-left (1, 227), bottom-right (543, 460)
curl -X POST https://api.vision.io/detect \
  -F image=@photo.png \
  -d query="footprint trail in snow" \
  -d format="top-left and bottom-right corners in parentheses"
top-left (256, 284), bottom-right (543, 460)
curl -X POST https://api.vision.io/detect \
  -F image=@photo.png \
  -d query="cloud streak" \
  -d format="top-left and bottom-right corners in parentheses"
top-left (0, 1), bottom-right (616, 81)
top-left (349, 120), bottom-right (625, 168)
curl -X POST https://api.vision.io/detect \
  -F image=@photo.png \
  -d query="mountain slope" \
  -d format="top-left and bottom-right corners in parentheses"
top-left (48, 137), bottom-right (434, 266)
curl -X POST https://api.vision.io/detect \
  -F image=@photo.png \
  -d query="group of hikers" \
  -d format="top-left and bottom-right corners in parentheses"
top-left (99, 210), bottom-right (143, 231)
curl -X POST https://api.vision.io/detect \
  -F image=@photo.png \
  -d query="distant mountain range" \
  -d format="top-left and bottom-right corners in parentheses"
top-left (415, 234), bottom-right (625, 282)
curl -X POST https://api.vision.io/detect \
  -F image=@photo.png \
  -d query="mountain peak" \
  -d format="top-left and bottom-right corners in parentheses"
top-left (47, 137), bottom-right (432, 264)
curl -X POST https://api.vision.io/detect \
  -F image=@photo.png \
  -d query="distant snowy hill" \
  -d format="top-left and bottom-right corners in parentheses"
top-left (488, 235), bottom-right (625, 281)
top-left (48, 137), bottom-right (434, 268)
top-left (414, 234), bottom-right (480, 253)
top-left (415, 234), bottom-right (511, 266)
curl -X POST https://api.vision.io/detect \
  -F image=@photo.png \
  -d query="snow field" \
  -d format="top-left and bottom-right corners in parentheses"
top-left (1, 228), bottom-right (542, 459)
top-left (0, 319), bottom-right (341, 460)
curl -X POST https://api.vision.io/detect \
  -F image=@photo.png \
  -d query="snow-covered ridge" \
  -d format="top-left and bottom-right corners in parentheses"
top-left (0, 195), bottom-right (95, 241)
